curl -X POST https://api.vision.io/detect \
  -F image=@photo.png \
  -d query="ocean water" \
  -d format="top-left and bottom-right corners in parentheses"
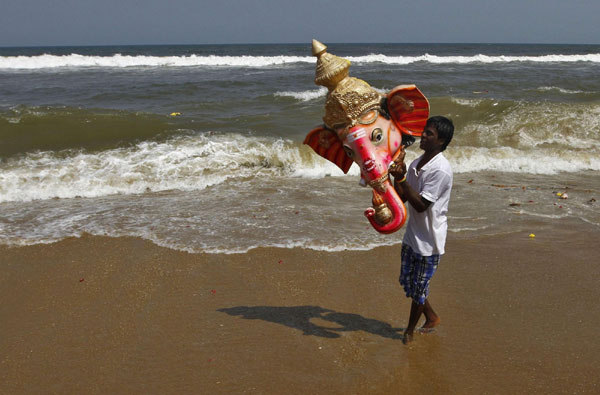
top-left (1, 43), bottom-right (599, 253)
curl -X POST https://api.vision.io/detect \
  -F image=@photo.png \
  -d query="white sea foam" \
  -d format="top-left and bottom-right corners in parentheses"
top-left (348, 53), bottom-right (600, 65)
top-left (2, 52), bottom-right (600, 70)
top-left (0, 226), bottom-right (401, 254)
top-left (0, 132), bottom-right (355, 203)
top-left (536, 86), bottom-right (587, 94)
top-left (513, 210), bottom-right (570, 220)
top-left (1, 128), bottom-right (599, 203)
top-left (0, 54), bottom-right (314, 70)
top-left (194, 239), bottom-right (404, 254)
top-left (447, 146), bottom-right (600, 174)
top-left (274, 87), bottom-right (386, 102)
top-left (450, 97), bottom-right (486, 107)
top-left (448, 225), bottom-right (491, 232)
top-left (274, 87), bottom-right (327, 101)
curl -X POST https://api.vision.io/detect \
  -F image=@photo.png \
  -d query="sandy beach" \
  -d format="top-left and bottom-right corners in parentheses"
top-left (1, 215), bottom-right (599, 394)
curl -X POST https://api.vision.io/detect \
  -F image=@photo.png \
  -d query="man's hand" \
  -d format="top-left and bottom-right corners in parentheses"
top-left (388, 148), bottom-right (406, 179)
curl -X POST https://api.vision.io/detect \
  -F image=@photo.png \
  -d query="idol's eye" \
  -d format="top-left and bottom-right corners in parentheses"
top-left (343, 145), bottom-right (354, 157)
top-left (371, 128), bottom-right (383, 144)
top-left (358, 110), bottom-right (378, 125)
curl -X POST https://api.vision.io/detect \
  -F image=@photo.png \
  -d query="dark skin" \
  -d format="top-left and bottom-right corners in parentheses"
top-left (390, 125), bottom-right (447, 344)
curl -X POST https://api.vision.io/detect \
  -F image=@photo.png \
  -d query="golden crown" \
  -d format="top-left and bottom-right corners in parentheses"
top-left (312, 39), bottom-right (382, 130)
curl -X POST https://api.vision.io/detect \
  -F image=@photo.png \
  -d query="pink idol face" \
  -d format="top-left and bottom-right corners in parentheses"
top-left (338, 110), bottom-right (402, 182)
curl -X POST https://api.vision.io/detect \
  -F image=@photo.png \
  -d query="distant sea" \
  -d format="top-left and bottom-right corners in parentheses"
top-left (1, 43), bottom-right (599, 253)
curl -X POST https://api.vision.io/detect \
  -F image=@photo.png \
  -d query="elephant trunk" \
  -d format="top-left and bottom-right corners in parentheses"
top-left (364, 179), bottom-right (407, 234)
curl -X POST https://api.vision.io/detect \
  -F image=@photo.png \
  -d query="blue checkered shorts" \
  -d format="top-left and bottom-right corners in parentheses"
top-left (399, 244), bottom-right (440, 305)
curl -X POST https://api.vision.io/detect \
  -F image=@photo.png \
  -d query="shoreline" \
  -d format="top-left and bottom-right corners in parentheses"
top-left (2, 222), bottom-right (600, 394)
top-left (2, 170), bottom-right (598, 254)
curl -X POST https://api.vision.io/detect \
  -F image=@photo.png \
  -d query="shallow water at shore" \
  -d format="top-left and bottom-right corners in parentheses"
top-left (1, 170), bottom-right (598, 253)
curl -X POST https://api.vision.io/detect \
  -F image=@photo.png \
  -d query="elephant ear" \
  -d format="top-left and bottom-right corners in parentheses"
top-left (387, 85), bottom-right (429, 137)
top-left (304, 126), bottom-right (353, 174)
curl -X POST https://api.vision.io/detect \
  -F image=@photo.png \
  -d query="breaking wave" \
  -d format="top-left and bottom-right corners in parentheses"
top-left (0, 133), bottom-right (352, 203)
top-left (2, 53), bottom-right (600, 70)
top-left (2, 124), bottom-right (599, 203)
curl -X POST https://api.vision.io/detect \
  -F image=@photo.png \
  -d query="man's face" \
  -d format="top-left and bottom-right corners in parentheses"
top-left (419, 125), bottom-right (445, 152)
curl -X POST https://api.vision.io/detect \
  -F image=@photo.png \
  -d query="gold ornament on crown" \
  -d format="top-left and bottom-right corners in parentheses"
top-left (312, 39), bottom-right (382, 131)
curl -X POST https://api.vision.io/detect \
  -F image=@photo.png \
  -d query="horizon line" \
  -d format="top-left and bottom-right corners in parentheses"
top-left (1, 41), bottom-right (599, 49)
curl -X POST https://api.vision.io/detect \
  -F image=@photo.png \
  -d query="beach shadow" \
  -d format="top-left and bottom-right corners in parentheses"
top-left (218, 305), bottom-right (403, 340)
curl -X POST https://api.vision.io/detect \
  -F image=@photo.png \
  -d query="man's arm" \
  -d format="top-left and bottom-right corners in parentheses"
top-left (388, 153), bottom-right (432, 213)
top-left (388, 147), bottom-right (432, 212)
top-left (393, 179), bottom-right (432, 213)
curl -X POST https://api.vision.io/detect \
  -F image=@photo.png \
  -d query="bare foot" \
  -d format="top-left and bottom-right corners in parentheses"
top-left (402, 331), bottom-right (413, 345)
top-left (421, 316), bottom-right (441, 330)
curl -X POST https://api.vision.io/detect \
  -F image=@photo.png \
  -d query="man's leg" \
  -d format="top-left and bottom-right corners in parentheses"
top-left (403, 300), bottom-right (424, 344)
top-left (421, 299), bottom-right (441, 329)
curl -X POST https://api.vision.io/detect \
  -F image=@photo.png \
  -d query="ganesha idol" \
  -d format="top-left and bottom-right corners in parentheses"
top-left (304, 40), bottom-right (430, 234)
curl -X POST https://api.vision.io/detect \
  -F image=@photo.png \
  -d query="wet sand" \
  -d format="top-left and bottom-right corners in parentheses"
top-left (2, 219), bottom-right (600, 394)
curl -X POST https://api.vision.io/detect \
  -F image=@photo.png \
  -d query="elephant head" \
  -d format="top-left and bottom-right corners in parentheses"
top-left (304, 40), bottom-right (429, 234)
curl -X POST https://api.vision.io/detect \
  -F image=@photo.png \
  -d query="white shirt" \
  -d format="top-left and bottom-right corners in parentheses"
top-left (402, 152), bottom-right (453, 256)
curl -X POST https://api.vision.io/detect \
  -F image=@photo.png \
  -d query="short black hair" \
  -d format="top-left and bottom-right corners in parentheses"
top-left (378, 97), bottom-right (391, 120)
top-left (426, 116), bottom-right (454, 151)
